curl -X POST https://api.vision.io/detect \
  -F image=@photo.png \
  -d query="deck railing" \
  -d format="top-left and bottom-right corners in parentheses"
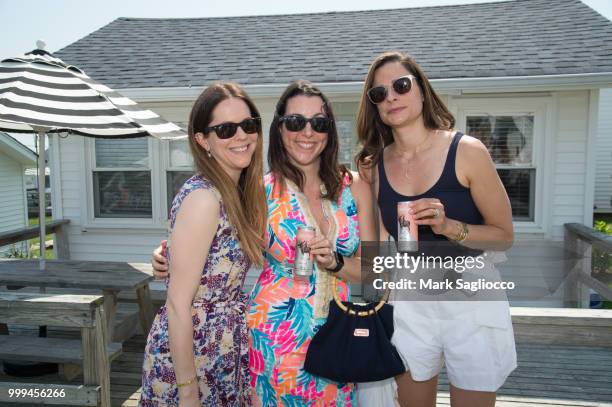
top-left (564, 222), bottom-right (612, 307)
top-left (0, 219), bottom-right (70, 259)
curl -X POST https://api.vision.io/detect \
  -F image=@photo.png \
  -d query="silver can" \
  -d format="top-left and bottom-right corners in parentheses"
top-left (397, 201), bottom-right (418, 252)
top-left (294, 225), bottom-right (316, 279)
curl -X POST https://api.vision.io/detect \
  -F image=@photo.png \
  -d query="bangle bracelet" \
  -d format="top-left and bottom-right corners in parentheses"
top-left (454, 222), bottom-right (469, 243)
top-left (176, 376), bottom-right (197, 388)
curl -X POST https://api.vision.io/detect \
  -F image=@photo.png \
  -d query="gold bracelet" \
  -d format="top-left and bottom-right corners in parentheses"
top-left (176, 375), bottom-right (197, 388)
top-left (454, 221), bottom-right (469, 243)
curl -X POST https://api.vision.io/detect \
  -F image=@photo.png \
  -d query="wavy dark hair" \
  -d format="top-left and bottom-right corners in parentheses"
top-left (268, 80), bottom-right (351, 202)
top-left (355, 51), bottom-right (455, 175)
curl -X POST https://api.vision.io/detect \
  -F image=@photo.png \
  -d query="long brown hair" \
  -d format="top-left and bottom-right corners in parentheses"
top-left (355, 51), bottom-right (455, 174)
top-left (188, 82), bottom-right (266, 266)
top-left (268, 80), bottom-right (351, 201)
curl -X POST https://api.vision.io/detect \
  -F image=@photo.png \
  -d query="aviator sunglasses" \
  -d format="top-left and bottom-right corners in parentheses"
top-left (203, 117), bottom-right (261, 139)
top-left (279, 114), bottom-right (333, 133)
top-left (366, 75), bottom-right (416, 104)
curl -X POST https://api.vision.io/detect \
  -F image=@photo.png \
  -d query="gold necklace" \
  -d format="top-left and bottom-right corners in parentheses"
top-left (393, 131), bottom-right (435, 180)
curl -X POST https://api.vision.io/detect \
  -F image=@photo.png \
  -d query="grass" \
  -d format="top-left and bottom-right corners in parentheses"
top-left (27, 215), bottom-right (54, 260)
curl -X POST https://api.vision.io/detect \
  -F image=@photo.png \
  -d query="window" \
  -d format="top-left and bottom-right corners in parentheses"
top-left (466, 115), bottom-right (535, 221)
top-left (166, 138), bottom-right (193, 215)
top-left (92, 138), bottom-right (152, 218)
top-left (334, 102), bottom-right (359, 169)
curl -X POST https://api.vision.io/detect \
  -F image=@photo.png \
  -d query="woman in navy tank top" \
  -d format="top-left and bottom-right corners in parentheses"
top-left (355, 52), bottom-right (517, 407)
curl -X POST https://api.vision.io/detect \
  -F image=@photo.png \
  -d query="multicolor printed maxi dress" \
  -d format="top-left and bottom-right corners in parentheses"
top-left (248, 172), bottom-right (360, 406)
top-left (140, 175), bottom-right (251, 406)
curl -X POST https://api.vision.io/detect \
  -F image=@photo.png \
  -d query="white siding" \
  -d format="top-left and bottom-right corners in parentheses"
top-left (550, 91), bottom-right (592, 240)
top-left (0, 150), bottom-right (28, 253)
top-left (595, 88), bottom-right (612, 213)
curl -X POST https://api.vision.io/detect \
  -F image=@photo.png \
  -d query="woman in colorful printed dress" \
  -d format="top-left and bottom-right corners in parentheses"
top-left (140, 82), bottom-right (266, 406)
top-left (152, 80), bottom-right (375, 406)
top-left (247, 80), bottom-right (374, 406)
top-left (355, 51), bottom-right (516, 407)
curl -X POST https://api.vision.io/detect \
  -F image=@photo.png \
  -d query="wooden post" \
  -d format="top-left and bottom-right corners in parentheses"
top-left (54, 222), bottom-right (71, 260)
top-left (102, 290), bottom-right (118, 344)
top-left (136, 284), bottom-right (154, 335)
top-left (564, 227), bottom-right (579, 308)
top-left (81, 307), bottom-right (111, 407)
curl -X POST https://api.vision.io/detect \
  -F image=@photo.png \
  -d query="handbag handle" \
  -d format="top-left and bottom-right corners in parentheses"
top-left (332, 275), bottom-right (389, 316)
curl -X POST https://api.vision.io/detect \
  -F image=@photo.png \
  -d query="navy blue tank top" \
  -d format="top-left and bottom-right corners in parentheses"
top-left (378, 132), bottom-right (483, 255)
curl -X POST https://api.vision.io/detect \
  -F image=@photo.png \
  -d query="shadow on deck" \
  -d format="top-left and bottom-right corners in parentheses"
top-left (1, 330), bottom-right (611, 407)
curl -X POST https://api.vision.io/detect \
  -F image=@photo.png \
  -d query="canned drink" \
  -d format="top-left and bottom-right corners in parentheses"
top-left (294, 225), bottom-right (316, 279)
top-left (397, 201), bottom-right (418, 252)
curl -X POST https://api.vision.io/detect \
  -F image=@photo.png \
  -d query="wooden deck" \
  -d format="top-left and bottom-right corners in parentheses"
top-left (2, 329), bottom-right (611, 407)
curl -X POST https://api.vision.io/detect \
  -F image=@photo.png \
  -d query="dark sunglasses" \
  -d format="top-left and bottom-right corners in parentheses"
top-left (203, 117), bottom-right (261, 139)
top-left (366, 75), bottom-right (415, 104)
top-left (279, 114), bottom-right (333, 133)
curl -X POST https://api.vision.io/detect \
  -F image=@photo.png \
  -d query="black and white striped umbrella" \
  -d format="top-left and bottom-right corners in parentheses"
top-left (0, 46), bottom-right (186, 138)
top-left (0, 44), bottom-right (187, 268)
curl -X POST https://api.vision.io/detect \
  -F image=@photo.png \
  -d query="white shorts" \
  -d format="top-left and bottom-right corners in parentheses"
top-left (391, 300), bottom-right (517, 392)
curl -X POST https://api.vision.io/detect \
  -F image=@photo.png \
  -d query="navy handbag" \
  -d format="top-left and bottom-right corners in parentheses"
top-left (304, 276), bottom-right (406, 383)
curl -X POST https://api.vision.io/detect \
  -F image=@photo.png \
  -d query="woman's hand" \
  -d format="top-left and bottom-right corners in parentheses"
top-left (151, 240), bottom-right (169, 279)
top-left (409, 198), bottom-right (450, 236)
top-left (307, 235), bottom-right (337, 270)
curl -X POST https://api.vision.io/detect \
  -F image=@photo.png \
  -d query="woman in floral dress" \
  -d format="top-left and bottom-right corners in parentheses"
top-left (140, 82), bottom-right (266, 406)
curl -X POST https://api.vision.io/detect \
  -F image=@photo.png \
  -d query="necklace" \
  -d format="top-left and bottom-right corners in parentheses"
top-left (392, 130), bottom-right (437, 179)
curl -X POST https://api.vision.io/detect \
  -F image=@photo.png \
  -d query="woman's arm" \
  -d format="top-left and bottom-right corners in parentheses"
top-left (166, 189), bottom-right (219, 402)
top-left (311, 171), bottom-right (377, 283)
top-left (412, 136), bottom-right (514, 250)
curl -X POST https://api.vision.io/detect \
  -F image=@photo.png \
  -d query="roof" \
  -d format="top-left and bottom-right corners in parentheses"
top-left (55, 0), bottom-right (612, 89)
top-left (0, 133), bottom-right (37, 165)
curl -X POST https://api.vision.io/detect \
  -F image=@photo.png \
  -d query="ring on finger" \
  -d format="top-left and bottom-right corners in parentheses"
top-left (433, 208), bottom-right (440, 218)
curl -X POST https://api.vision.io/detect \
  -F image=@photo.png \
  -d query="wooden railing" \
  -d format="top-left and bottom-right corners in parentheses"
top-left (0, 219), bottom-right (70, 259)
top-left (564, 222), bottom-right (612, 307)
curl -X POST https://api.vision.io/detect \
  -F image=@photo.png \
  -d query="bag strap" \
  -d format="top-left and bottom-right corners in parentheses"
top-left (331, 164), bottom-right (389, 317)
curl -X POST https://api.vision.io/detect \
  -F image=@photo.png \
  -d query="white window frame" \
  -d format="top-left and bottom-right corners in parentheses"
top-left (451, 95), bottom-right (554, 235)
top-left (160, 137), bottom-right (193, 219)
top-left (81, 137), bottom-right (163, 229)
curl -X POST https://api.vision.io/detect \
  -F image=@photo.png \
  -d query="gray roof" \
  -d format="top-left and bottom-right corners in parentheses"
top-left (55, 0), bottom-right (612, 89)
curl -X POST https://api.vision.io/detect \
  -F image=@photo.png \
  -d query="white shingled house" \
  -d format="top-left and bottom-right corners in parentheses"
top-left (0, 133), bottom-right (37, 254)
top-left (47, 0), bottom-right (612, 306)
top-left (595, 88), bottom-right (612, 214)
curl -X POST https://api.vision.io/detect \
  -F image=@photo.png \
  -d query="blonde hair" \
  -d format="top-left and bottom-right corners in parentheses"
top-left (188, 82), bottom-right (266, 266)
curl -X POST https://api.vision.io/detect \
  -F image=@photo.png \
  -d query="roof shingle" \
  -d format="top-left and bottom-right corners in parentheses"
top-left (55, 0), bottom-right (612, 89)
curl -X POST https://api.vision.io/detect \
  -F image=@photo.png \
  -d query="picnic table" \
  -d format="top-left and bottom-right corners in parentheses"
top-left (0, 260), bottom-right (155, 343)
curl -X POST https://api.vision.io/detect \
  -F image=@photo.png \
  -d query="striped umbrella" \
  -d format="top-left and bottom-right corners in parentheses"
top-left (0, 43), bottom-right (187, 268)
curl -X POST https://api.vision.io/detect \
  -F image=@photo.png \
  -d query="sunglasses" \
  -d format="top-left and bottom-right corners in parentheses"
top-left (366, 75), bottom-right (415, 104)
top-left (203, 117), bottom-right (261, 139)
top-left (279, 114), bottom-right (333, 133)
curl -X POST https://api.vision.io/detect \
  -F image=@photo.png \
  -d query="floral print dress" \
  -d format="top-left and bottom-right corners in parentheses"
top-left (140, 175), bottom-right (251, 406)
top-left (248, 172), bottom-right (360, 406)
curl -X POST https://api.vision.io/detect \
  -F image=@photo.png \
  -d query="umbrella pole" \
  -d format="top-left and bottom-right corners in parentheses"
top-left (37, 131), bottom-right (46, 270)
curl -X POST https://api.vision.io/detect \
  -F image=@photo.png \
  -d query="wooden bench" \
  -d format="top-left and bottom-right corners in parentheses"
top-left (511, 307), bottom-right (612, 348)
top-left (0, 292), bottom-right (119, 406)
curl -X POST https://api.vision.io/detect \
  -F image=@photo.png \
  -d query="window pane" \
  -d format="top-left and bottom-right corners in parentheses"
top-left (498, 168), bottom-right (535, 221)
top-left (93, 171), bottom-right (152, 218)
top-left (167, 171), bottom-right (193, 216)
top-left (169, 139), bottom-right (192, 168)
top-left (466, 115), bottom-right (533, 165)
top-left (336, 120), bottom-right (355, 169)
top-left (95, 138), bottom-right (149, 167)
